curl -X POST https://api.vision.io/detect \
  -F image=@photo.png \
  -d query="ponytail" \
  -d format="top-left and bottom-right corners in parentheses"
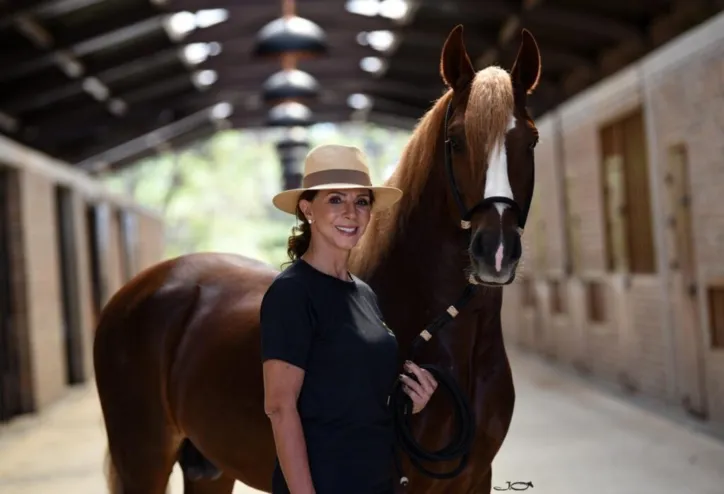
top-left (286, 190), bottom-right (318, 262)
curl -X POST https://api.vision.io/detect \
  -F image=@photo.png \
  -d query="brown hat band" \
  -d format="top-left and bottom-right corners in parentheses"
top-left (302, 169), bottom-right (372, 188)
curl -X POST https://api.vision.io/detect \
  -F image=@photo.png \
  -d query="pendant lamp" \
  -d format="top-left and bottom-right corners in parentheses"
top-left (253, 15), bottom-right (327, 59)
top-left (267, 101), bottom-right (313, 127)
top-left (262, 69), bottom-right (320, 104)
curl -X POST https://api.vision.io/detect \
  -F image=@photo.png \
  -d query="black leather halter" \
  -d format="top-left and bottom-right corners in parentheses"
top-left (408, 97), bottom-right (536, 350)
top-left (442, 99), bottom-right (531, 232)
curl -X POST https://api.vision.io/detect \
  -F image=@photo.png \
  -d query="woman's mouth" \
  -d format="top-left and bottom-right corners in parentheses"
top-left (335, 226), bottom-right (358, 236)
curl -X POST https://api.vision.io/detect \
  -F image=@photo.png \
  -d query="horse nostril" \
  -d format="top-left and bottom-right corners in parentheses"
top-left (508, 232), bottom-right (522, 262)
top-left (471, 231), bottom-right (485, 259)
top-left (472, 230), bottom-right (499, 263)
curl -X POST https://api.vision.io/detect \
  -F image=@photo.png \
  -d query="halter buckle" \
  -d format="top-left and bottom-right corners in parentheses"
top-left (460, 220), bottom-right (471, 229)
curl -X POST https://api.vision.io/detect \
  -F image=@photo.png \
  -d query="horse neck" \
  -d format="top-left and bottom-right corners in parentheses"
top-left (358, 136), bottom-right (504, 365)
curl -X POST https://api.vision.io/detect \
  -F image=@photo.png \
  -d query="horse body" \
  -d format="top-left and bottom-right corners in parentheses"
top-left (95, 25), bottom-right (541, 494)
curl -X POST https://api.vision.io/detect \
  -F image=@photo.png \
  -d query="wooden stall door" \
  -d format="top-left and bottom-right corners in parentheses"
top-left (665, 145), bottom-right (707, 418)
top-left (55, 186), bottom-right (84, 384)
top-left (85, 203), bottom-right (105, 323)
top-left (0, 168), bottom-right (21, 421)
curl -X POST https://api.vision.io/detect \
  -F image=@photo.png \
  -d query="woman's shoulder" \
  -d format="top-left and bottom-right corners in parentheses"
top-left (350, 275), bottom-right (381, 305)
top-left (262, 261), bottom-right (309, 303)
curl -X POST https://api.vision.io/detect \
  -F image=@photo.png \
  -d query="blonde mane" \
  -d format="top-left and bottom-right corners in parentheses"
top-left (352, 66), bottom-right (514, 277)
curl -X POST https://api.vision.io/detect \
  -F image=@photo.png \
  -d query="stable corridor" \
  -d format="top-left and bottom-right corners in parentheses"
top-left (0, 349), bottom-right (722, 494)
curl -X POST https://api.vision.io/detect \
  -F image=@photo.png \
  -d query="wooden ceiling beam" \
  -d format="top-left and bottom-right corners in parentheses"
top-left (0, 12), bottom-right (165, 84)
top-left (531, 5), bottom-right (645, 43)
top-left (104, 124), bottom-right (221, 174)
top-left (0, 48), bottom-right (184, 115)
top-left (560, 0), bottom-right (717, 101)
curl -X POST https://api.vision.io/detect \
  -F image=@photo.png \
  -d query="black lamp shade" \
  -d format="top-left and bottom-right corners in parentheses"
top-left (276, 135), bottom-right (310, 190)
top-left (262, 69), bottom-right (320, 104)
top-left (253, 16), bottom-right (327, 59)
top-left (267, 101), bottom-right (313, 127)
top-left (276, 139), bottom-right (309, 162)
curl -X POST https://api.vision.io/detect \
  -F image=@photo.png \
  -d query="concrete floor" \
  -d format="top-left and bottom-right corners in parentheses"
top-left (1, 349), bottom-right (723, 494)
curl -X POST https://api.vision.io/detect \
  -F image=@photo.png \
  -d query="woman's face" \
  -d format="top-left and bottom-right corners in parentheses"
top-left (300, 188), bottom-right (373, 252)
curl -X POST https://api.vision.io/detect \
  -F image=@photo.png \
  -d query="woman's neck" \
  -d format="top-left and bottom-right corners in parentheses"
top-left (301, 242), bottom-right (351, 281)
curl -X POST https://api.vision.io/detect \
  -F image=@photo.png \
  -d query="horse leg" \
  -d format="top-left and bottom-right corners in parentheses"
top-left (183, 471), bottom-right (236, 494)
top-left (99, 367), bottom-right (182, 494)
top-left (477, 469), bottom-right (492, 494)
top-left (102, 414), bottom-right (180, 494)
top-left (94, 283), bottom-right (196, 493)
top-left (179, 438), bottom-right (223, 481)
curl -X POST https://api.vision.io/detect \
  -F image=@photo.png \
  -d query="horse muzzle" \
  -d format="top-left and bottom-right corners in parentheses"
top-left (469, 227), bottom-right (521, 285)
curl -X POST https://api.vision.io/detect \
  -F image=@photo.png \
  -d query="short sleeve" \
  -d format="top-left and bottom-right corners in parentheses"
top-left (260, 277), bottom-right (316, 370)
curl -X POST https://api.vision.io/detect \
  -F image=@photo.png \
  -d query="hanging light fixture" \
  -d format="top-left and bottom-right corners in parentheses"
top-left (275, 127), bottom-right (310, 189)
top-left (262, 68), bottom-right (320, 104)
top-left (267, 101), bottom-right (313, 127)
top-left (253, 0), bottom-right (327, 59)
top-left (257, 0), bottom-right (326, 190)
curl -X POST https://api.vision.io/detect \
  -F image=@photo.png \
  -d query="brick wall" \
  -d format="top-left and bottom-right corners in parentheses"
top-left (506, 12), bottom-right (724, 429)
top-left (17, 169), bottom-right (66, 410)
top-left (0, 135), bottom-right (165, 419)
top-left (137, 211), bottom-right (166, 273)
top-left (642, 16), bottom-right (724, 422)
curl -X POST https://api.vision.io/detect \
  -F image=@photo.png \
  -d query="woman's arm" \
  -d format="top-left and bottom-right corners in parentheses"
top-left (263, 359), bottom-right (315, 494)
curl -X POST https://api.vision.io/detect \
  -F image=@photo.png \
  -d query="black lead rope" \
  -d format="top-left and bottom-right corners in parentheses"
top-left (389, 283), bottom-right (479, 485)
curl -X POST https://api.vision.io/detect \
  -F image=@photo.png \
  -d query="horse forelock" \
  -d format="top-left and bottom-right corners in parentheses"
top-left (465, 67), bottom-right (515, 185)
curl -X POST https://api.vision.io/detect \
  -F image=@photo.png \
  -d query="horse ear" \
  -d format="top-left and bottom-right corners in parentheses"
top-left (510, 28), bottom-right (541, 95)
top-left (440, 25), bottom-right (476, 92)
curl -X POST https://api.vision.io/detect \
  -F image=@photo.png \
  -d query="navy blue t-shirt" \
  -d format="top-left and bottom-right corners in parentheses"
top-left (260, 259), bottom-right (399, 494)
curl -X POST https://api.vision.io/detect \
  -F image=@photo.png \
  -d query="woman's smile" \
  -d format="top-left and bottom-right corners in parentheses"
top-left (335, 225), bottom-right (359, 236)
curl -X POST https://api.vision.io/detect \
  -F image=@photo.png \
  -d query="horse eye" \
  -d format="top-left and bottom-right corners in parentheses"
top-left (449, 136), bottom-right (463, 152)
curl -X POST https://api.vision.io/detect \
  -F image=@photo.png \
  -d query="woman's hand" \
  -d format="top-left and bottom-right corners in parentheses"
top-left (400, 361), bottom-right (438, 414)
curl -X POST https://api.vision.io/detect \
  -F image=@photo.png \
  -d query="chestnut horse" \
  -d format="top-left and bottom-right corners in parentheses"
top-left (94, 25), bottom-right (541, 494)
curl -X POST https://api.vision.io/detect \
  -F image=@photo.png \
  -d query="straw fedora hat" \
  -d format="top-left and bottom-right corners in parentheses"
top-left (272, 144), bottom-right (403, 215)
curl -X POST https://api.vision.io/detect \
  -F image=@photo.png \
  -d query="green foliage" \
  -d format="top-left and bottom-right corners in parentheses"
top-left (101, 122), bottom-right (412, 269)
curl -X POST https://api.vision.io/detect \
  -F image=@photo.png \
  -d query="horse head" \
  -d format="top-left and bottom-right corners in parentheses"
top-left (439, 25), bottom-right (541, 286)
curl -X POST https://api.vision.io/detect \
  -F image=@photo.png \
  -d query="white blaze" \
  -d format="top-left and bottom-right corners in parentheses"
top-left (484, 114), bottom-right (516, 272)
top-left (484, 114), bottom-right (516, 215)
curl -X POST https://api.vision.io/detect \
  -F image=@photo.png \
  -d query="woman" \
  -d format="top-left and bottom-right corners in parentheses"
top-left (261, 144), bottom-right (439, 494)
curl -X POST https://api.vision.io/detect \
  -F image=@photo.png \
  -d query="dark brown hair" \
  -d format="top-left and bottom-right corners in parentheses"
top-left (286, 189), bottom-right (319, 262)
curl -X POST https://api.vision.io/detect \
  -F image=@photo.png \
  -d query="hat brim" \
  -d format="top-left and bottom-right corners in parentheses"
top-left (272, 183), bottom-right (403, 215)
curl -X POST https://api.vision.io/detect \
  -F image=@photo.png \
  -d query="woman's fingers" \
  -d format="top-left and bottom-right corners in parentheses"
top-left (402, 384), bottom-right (424, 412)
top-left (404, 362), bottom-right (437, 395)
top-left (402, 383), bottom-right (423, 401)
top-left (400, 374), bottom-right (425, 396)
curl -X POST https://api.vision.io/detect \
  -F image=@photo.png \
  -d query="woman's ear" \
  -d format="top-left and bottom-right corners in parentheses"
top-left (298, 200), bottom-right (312, 222)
